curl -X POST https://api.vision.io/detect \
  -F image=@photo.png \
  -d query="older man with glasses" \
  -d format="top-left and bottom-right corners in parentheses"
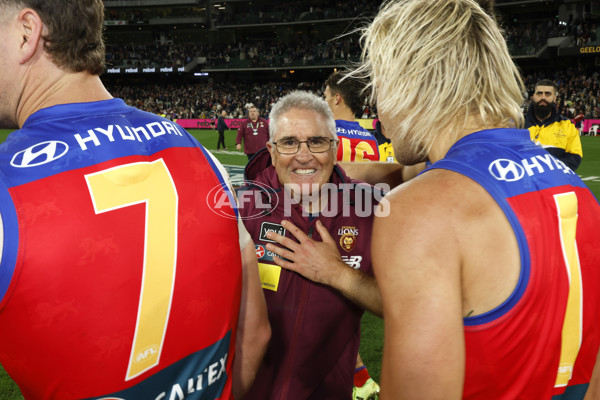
top-left (237, 91), bottom-right (384, 400)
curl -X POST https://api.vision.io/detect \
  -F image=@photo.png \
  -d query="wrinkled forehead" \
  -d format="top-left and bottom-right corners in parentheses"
top-left (274, 108), bottom-right (335, 141)
top-left (534, 85), bottom-right (556, 96)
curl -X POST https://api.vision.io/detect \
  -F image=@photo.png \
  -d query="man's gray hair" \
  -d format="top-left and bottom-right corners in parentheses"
top-left (268, 91), bottom-right (337, 141)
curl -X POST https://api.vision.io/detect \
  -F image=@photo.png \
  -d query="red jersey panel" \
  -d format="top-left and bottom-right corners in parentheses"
top-left (464, 186), bottom-right (600, 399)
top-left (0, 99), bottom-right (242, 400)
top-left (430, 128), bottom-right (600, 400)
top-left (335, 120), bottom-right (380, 162)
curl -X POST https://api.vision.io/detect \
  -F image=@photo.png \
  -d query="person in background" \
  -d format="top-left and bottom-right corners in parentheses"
top-left (373, 119), bottom-right (396, 163)
top-left (324, 71), bottom-right (380, 163)
top-left (216, 109), bottom-right (229, 150)
top-left (236, 105), bottom-right (270, 160)
top-left (0, 1), bottom-right (270, 399)
top-left (355, 0), bottom-right (600, 398)
top-left (524, 79), bottom-right (583, 171)
top-left (238, 91), bottom-right (383, 400)
top-left (323, 70), bottom-right (381, 400)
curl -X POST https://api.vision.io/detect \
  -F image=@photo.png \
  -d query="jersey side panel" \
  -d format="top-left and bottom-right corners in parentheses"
top-left (427, 128), bottom-right (600, 399)
top-left (0, 102), bottom-right (242, 399)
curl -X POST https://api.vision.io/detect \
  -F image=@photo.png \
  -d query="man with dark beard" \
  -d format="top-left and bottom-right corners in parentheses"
top-left (524, 79), bottom-right (582, 171)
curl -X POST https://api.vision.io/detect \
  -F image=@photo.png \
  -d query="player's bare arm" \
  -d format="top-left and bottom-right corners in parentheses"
top-left (373, 171), bottom-right (466, 399)
top-left (233, 239), bottom-right (271, 398)
top-left (584, 347), bottom-right (600, 400)
top-left (339, 161), bottom-right (404, 188)
top-left (373, 167), bottom-right (521, 399)
top-left (265, 219), bottom-right (382, 317)
top-left (338, 161), bottom-right (429, 189)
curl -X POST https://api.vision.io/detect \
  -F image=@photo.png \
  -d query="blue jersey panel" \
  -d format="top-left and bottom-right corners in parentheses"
top-left (0, 184), bottom-right (18, 301)
top-left (84, 332), bottom-right (231, 400)
top-left (0, 99), bottom-right (226, 305)
top-left (0, 99), bottom-right (201, 188)
top-left (428, 128), bottom-right (588, 326)
top-left (335, 120), bottom-right (374, 139)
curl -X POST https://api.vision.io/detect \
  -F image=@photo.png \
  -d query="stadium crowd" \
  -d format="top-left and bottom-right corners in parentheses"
top-left (102, 1), bottom-right (600, 121)
top-left (104, 0), bottom-right (380, 25)
top-left (212, 0), bottom-right (381, 25)
top-left (106, 80), bottom-right (324, 120)
top-left (573, 17), bottom-right (600, 46)
top-left (204, 36), bottom-right (361, 69)
top-left (104, 6), bottom-right (600, 70)
top-left (106, 36), bottom-right (361, 70)
top-left (105, 43), bottom-right (199, 69)
top-left (105, 66), bottom-right (600, 122)
top-left (504, 18), bottom-right (569, 56)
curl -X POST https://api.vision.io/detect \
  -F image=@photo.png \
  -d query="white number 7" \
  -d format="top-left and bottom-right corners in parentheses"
top-left (86, 159), bottom-right (178, 381)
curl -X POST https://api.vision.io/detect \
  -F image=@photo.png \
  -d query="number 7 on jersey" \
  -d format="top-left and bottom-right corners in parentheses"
top-left (86, 159), bottom-right (179, 381)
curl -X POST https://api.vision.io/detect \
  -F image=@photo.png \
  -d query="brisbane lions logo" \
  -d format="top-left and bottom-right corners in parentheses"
top-left (339, 233), bottom-right (356, 252)
top-left (339, 226), bottom-right (358, 252)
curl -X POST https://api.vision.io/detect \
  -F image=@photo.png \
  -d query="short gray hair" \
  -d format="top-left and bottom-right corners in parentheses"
top-left (268, 91), bottom-right (337, 142)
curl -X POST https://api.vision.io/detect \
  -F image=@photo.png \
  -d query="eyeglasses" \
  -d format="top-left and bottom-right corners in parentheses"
top-left (272, 137), bottom-right (337, 154)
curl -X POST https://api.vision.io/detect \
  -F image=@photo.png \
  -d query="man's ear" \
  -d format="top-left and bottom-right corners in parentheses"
top-left (335, 93), bottom-right (342, 106)
top-left (266, 142), bottom-right (276, 165)
top-left (18, 8), bottom-right (44, 64)
top-left (332, 147), bottom-right (337, 166)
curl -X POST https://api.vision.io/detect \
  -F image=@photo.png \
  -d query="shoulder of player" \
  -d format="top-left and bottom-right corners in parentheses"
top-left (381, 168), bottom-right (490, 237)
top-left (373, 170), bottom-right (465, 307)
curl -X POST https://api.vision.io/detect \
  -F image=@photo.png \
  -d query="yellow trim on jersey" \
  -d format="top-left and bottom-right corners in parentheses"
top-left (553, 192), bottom-right (582, 388)
top-left (528, 119), bottom-right (583, 157)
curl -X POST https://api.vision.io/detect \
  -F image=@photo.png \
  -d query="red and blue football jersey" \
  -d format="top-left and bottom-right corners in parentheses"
top-left (335, 120), bottom-right (380, 162)
top-left (0, 99), bottom-right (242, 399)
top-left (430, 128), bottom-right (600, 399)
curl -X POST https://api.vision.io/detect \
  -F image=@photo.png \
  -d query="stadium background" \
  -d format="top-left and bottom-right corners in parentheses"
top-left (2, 0), bottom-right (600, 397)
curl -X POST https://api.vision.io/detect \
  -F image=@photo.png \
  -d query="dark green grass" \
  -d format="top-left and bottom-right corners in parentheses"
top-left (0, 131), bottom-right (598, 396)
top-left (577, 136), bottom-right (600, 196)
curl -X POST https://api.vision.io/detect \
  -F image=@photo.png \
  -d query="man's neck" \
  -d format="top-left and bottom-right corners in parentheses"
top-left (18, 69), bottom-right (112, 128)
top-left (428, 117), bottom-right (492, 163)
top-left (333, 107), bottom-right (356, 122)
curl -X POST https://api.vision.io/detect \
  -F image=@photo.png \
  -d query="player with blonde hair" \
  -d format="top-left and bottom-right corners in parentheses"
top-left (353, 0), bottom-right (600, 398)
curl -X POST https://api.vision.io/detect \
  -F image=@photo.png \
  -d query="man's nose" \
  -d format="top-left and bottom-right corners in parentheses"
top-left (296, 142), bottom-right (313, 159)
